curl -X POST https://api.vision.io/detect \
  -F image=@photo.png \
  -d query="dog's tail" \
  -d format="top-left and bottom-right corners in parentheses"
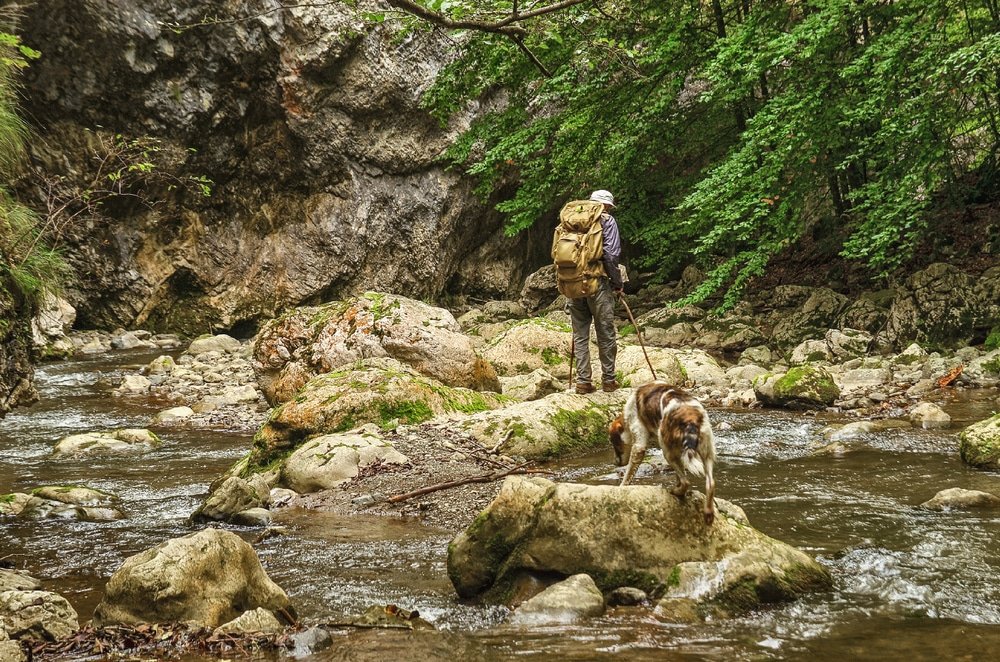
top-left (681, 448), bottom-right (705, 478)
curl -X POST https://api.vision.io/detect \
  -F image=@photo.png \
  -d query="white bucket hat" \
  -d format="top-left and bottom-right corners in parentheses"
top-left (589, 189), bottom-right (615, 207)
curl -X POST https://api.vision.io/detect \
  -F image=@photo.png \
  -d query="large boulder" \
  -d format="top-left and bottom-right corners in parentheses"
top-left (0, 629), bottom-right (25, 662)
top-left (253, 293), bottom-right (499, 404)
top-left (518, 265), bottom-right (559, 313)
top-left (0, 571), bottom-right (40, 593)
top-left (882, 264), bottom-right (986, 349)
top-left (448, 477), bottom-right (831, 614)
top-left (615, 346), bottom-right (687, 387)
top-left (755, 366), bottom-right (839, 409)
top-left (920, 488), bottom-right (1000, 510)
top-left (499, 368), bottom-right (563, 402)
top-left (187, 334), bottom-right (243, 356)
top-left (0, 494), bottom-right (30, 518)
top-left (280, 432), bottom-right (409, 493)
top-left (52, 429), bottom-right (160, 457)
top-left (248, 358), bottom-right (506, 473)
top-left (93, 528), bottom-right (292, 628)
top-left (459, 391), bottom-right (626, 460)
top-left (30, 293), bottom-right (76, 349)
top-left (481, 318), bottom-right (572, 379)
top-left (959, 413), bottom-right (1000, 470)
top-left (0, 590), bottom-right (79, 641)
top-left (17, 486), bottom-right (124, 522)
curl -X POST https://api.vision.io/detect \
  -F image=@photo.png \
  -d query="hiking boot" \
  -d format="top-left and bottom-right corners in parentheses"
top-left (575, 382), bottom-right (596, 395)
top-left (602, 380), bottom-right (620, 393)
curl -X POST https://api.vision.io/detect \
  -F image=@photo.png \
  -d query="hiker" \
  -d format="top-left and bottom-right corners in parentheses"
top-left (563, 189), bottom-right (622, 394)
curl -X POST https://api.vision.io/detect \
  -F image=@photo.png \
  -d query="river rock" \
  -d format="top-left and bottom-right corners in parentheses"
top-left (481, 300), bottom-right (526, 322)
top-left (0, 571), bottom-right (39, 593)
top-left (188, 334), bottom-right (242, 356)
top-left (192, 475), bottom-right (270, 523)
top-left (17, 495), bottom-right (125, 522)
top-left (30, 486), bottom-right (119, 508)
top-left (500, 368), bottom-right (563, 402)
top-left (606, 586), bottom-right (649, 607)
top-left (789, 339), bottom-right (832, 365)
top-left (754, 365), bottom-right (839, 409)
top-left (114, 375), bottom-right (151, 395)
top-left (959, 413), bottom-right (1000, 470)
top-left (94, 528), bottom-right (292, 628)
top-left (920, 487), bottom-right (1000, 510)
top-left (151, 406), bottom-right (195, 425)
top-left (0, 632), bottom-right (24, 662)
top-left (254, 293), bottom-right (500, 404)
top-left (459, 391), bottom-right (626, 460)
top-left (671, 349), bottom-right (728, 390)
top-left (962, 349), bottom-right (1000, 387)
top-left (0, 590), bottom-right (79, 641)
top-left (52, 428), bottom-right (160, 456)
top-left (280, 432), bottom-right (409, 493)
top-left (511, 574), bottom-right (605, 625)
top-left (0, 494), bottom-right (30, 518)
top-left (214, 607), bottom-right (284, 635)
top-left (481, 318), bottom-right (572, 379)
top-left (826, 328), bottom-right (872, 360)
top-left (909, 402), bottom-right (951, 429)
top-left (448, 477), bottom-right (831, 613)
top-left (824, 419), bottom-right (910, 442)
top-left (231, 508), bottom-right (273, 527)
top-left (249, 358), bottom-right (505, 473)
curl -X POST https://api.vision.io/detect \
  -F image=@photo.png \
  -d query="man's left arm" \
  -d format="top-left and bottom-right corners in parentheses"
top-left (601, 215), bottom-right (623, 291)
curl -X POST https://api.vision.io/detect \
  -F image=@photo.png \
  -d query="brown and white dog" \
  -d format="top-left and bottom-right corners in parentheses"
top-left (609, 381), bottom-right (717, 524)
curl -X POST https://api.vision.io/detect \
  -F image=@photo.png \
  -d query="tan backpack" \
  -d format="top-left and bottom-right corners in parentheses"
top-left (551, 199), bottom-right (606, 299)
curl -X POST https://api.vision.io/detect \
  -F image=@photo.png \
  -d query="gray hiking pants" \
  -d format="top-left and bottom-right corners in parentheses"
top-left (568, 279), bottom-right (617, 385)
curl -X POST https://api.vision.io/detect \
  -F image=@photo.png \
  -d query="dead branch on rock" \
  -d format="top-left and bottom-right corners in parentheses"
top-left (386, 462), bottom-right (552, 503)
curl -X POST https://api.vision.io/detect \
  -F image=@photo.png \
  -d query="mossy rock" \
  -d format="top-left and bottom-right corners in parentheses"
top-left (959, 413), bottom-right (1000, 470)
top-left (761, 365), bottom-right (840, 409)
top-left (246, 358), bottom-right (508, 473)
top-left (459, 391), bottom-right (627, 460)
top-left (448, 477), bottom-right (832, 614)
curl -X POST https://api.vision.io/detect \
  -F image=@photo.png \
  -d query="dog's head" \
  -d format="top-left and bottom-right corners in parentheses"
top-left (609, 415), bottom-right (629, 466)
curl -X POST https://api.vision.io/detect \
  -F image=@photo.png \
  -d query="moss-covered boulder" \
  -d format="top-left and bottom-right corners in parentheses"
top-left (16, 486), bottom-right (124, 522)
top-left (459, 391), bottom-right (627, 460)
top-left (959, 413), bottom-right (1000, 470)
top-left (247, 358), bottom-right (507, 474)
top-left (480, 318), bottom-right (573, 379)
top-left (253, 292), bottom-right (500, 404)
top-left (448, 477), bottom-right (831, 615)
top-left (755, 365), bottom-right (840, 409)
top-left (0, 493), bottom-right (31, 517)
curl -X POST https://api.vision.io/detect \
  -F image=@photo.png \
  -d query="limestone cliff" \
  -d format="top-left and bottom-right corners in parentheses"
top-left (0, 277), bottom-right (36, 418)
top-left (18, 0), bottom-right (546, 335)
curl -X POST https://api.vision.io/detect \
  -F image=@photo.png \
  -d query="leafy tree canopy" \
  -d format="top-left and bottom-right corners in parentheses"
top-left (378, 0), bottom-right (1000, 307)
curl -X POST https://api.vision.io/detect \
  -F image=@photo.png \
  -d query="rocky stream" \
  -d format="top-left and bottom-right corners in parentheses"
top-left (3, 287), bottom-right (1000, 660)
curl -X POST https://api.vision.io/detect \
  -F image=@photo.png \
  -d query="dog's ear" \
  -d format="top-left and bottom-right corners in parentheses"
top-left (609, 415), bottom-right (628, 466)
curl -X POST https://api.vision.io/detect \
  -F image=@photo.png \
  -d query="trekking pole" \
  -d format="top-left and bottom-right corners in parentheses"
top-left (617, 292), bottom-right (658, 381)
top-left (568, 336), bottom-right (575, 391)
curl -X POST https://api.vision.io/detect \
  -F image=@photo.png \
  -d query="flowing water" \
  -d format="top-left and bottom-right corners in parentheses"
top-left (3, 351), bottom-right (1000, 660)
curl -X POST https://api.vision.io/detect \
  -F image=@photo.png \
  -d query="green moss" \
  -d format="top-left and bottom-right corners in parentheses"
top-left (541, 347), bottom-right (565, 366)
top-left (666, 565), bottom-right (682, 588)
top-left (377, 400), bottom-right (434, 428)
top-left (619, 324), bottom-right (636, 337)
top-left (1, 493), bottom-right (18, 503)
top-left (983, 357), bottom-right (1000, 375)
top-left (985, 327), bottom-right (1000, 351)
top-left (545, 406), bottom-right (613, 458)
top-left (774, 365), bottom-right (839, 406)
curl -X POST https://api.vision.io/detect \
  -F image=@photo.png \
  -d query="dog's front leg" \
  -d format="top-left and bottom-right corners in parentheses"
top-left (620, 442), bottom-right (647, 486)
top-left (702, 457), bottom-right (716, 525)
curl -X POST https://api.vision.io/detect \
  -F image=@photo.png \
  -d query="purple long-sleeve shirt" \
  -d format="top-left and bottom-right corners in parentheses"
top-left (600, 213), bottom-right (623, 290)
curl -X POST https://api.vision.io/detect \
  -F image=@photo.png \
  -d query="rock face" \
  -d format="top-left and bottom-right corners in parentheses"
top-left (248, 358), bottom-right (506, 473)
top-left (253, 293), bottom-right (500, 404)
top-left (93, 528), bottom-right (292, 628)
top-left (448, 477), bottom-right (831, 613)
top-left (19, 1), bottom-right (547, 334)
top-left (0, 277), bottom-right (36, 420)
top-left (959, 413), bottom-right (1000, 470)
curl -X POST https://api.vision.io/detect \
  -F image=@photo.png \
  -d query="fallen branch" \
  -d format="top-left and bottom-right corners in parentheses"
top-left (386, 463), bottom-right (551, 503)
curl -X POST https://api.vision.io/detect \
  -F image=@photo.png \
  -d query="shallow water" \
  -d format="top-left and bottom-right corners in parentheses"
top-left (3, 352), bottom-right (1000, 660)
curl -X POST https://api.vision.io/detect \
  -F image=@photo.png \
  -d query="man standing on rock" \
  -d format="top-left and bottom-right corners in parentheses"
top-left (569, 189), bottom-right (623, 394)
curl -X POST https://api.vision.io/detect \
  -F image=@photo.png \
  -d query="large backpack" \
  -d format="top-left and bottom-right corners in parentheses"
top-left (551, 199), bottom-right (606, 299)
